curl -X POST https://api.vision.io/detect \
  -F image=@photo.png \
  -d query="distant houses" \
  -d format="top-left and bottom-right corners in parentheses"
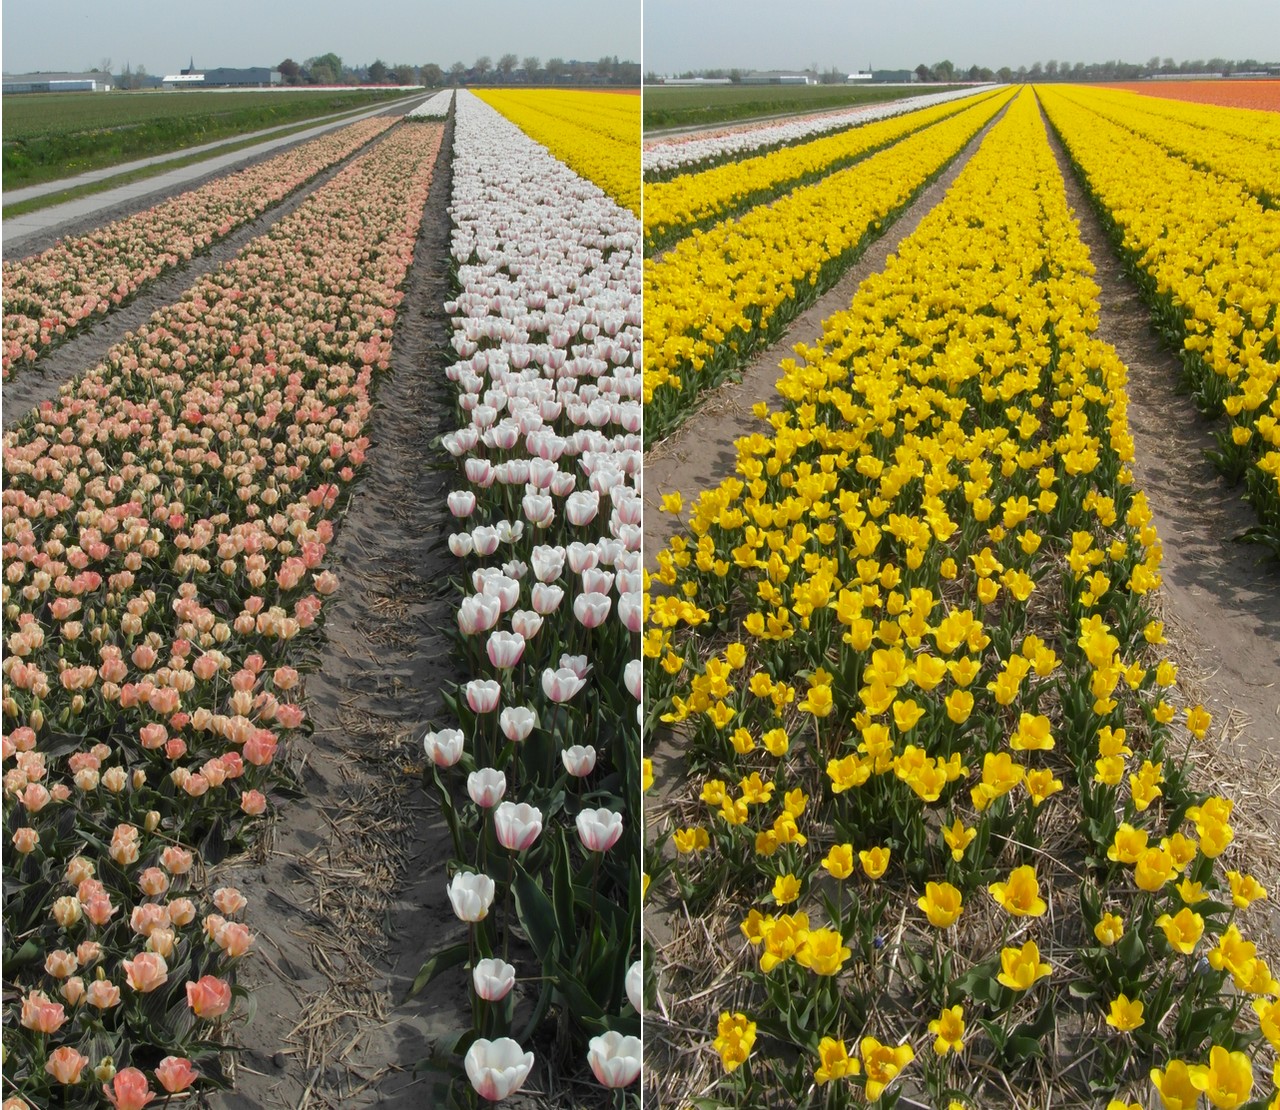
top-left (3, 72), bottom-right (113, 94)
top-left (161, 66), bottom-right (282, 88)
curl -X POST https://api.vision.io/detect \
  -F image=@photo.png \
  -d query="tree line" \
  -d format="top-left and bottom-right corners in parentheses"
top-left (648, 55), bottom-right (1279, 85)
top-left (277, 53), bottom-right (640, 87)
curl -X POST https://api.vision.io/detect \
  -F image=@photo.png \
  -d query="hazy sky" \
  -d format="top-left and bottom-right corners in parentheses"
top-left (2, 0), bottom-right (640, 74)
top-left (644, 0), bottom-right (1280, 74)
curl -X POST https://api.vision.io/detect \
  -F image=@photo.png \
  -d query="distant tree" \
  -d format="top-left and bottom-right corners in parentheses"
top-left (448, 61), bottom-right (467, 85)
top-left (933, 59), bottom-right (955, 81)
top-left (278, 58), bottom-right (301, 84)
top-left (728, 68), bottom-right (742, 84)
top-left (545, 56), bottom-right (566, 82)
top-left (1147, 55), bottom-right (1161, 74)
top-left (1044, 59), bottom-right (1058, 78)
top-left (99, 57), bottom-right (113, 75)
top-left (967, 63), bottom-right (982, 81)
top-left (1028, 61), bottom-right (1043, 79)
top-left (368, 59), bottom-right (388, 84)
top-left (523, 56), bottom-right (541, 80)
top-left (1016, 65), bottom-right (1028, 81)
top-left (997, 66), bottom-right (1013, 83)
top-left (474, 55), bottom-right (492, 80)
top-left (307, 52), bottom-right (343, 84)
top-left (914, 63), bottom-right (933, 82)
top-left (118, 62), bottom-right (132, 89)
top-left (422, 63), bottom-right (444, 87)
top-left (597, 55), bottom-right (616, 81)
top-left (497, 53), bottom-right (518, 80)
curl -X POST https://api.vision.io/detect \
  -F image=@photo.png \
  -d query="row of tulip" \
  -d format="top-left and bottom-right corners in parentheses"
top-left (642, 86), bottom-right (1001, 179)
top-left (643, 87), bottom-right (1015, 443)
top-left (407, 89), bottom-right (455, 119)
top-left (1039, 86), bottom-right (1280, 554)
top-left (475, 89), bottom-right (640, 215)
top-left (643, 88), bottom-right (1275, 1109)
top-left (644, 87), bottom-right (1004, 251)
top-left (1, 115), bottom-right (397, 384)
top-left (1050, 85), bottom-right (1280, 206)
top-left (1, 121), bottom-right (445, 1109)
top-left (412, 90), bottom-right (642, 1103)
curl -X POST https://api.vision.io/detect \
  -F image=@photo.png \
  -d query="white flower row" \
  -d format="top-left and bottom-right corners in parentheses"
top-left (431, 90), bottom-right (643, 1098)
top-left (407, 89), bottom-right (454, 119)
top-left (642, 84), bottom-right (1002, 175)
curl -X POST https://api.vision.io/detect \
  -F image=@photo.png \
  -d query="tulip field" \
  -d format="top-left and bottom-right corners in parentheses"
top-left (643, 85), bottom-right (1016, 442)
top-left (1, 116), bottom-right (397, 381)
top-left (644, 86), bottom-right (1279, 1109)
top-left (1, 83), bottom-right (645, 1109)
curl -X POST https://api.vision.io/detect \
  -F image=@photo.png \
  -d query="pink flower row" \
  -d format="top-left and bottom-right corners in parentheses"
top-left (1, 121), bottom-right (445, 1107)
top-left (1, 115), bottom-right (396, 381)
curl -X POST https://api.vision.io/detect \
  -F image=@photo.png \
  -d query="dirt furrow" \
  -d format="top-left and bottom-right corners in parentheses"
top-left (2, 120), bottom-right (403, 431)
top-left (207, 118), bottom-right (467, 1110)
top-left (1038, 103), bottom-right (1280, 763)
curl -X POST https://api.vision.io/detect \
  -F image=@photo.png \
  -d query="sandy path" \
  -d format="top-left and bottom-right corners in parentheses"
top-left (1039, 104), bottom-right (1280, 763)
top-left (207, 119), bottom-right (468, 1109)
top-left (2, 125), bottom-right (400, 431)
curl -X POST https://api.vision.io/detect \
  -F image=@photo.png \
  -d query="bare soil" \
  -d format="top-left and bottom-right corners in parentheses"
top-left (205, 119), bottom-right (474, 1109)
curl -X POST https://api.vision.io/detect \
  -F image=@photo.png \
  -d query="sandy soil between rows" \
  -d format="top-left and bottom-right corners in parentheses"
top-left (205, 119), bottom-right (471, 1110)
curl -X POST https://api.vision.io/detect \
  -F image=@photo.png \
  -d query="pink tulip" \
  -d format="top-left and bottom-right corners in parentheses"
top-left (486, 631), bottom-right (525, 670)
top-left (458, 594), bottom-right (501, 635)
top-left (472, 526), bottom-right (500, 555)
top-left (576, 807), bottom-right (624, 853)
top-left (186, 975), bottom-right (232, 1019)
top-left (617, 592), bottom-right (643, 633)
top-left (494, 802), bottom-right (543, 851)
top-left (565, 490), bottom-right (600, 526)
top-left (624, 659), bottom-right (642, 701)
top-left (530, 544), bottom-right (566, 583)
top-left (423, 728), bottom-right (465, 768)
top-left (588, 1031), bottom-right (641, 1088)
top-left (561, 745), bottom-right (597, 777)
top-left (542, 667), bottom-right (587, 703)
top-left (472, 958), bottom-right (517, 1002)
top-left (449, 532), bottom-right (475, 557)
top-left (466, 679), bottom-right (501, 714)
top-left (566, 541), bottom-right (599, 574)
top-left (45, 1045), bottom-right (89, 1085)
top-left (468, 768), bottom-right (507, 808)
top-left (499, 706), bottom-right (537, 743)
top-left (155, 1056), bottom-right (199, 1094)
top-left (465, 1038), bottom-right (534, 1102)
top-left (103, 1068), bottom-right (155, 1110)
top-left (530, 583), bottom-right (564, 614)
top-left (448, 490), bottom-right (477, 518)
top-left (573, 592), bottom-right (612, 629)
top-left (123, 952), bottom-right (168, 993)
top-left (510, 610), bottom-right (543, 639)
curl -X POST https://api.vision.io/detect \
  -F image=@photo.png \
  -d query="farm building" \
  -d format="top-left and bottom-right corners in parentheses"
top-left (3, 72), bottom-right (112, 94)
top-left (741, 71), bottom-right (816, 85)
top-left (161, 67), bottom-right (283, 88)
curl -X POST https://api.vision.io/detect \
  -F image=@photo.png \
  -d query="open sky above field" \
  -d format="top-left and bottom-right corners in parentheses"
top-left (1, 0), bottom-right (639, 75)
top-left (644, 0), bottom-right (1280, 75)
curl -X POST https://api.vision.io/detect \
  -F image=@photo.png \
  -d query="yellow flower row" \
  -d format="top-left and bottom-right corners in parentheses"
top-left (475, 89), bottom-right (640, 214)
top-left (1039, 86), bottom-right (1280, 546)
top-left (1047, 84), bottom-right (1280, 204)
top-left (646, 88), bottom-right (1276, 1106)
top-left (642, 89), bottom-right (1015, 441)
top-left (643, 88), bottom-right (1001, 249)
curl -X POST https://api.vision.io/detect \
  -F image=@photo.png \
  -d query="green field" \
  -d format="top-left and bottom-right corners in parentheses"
top-left (643, 82), bottom-right (968, 130)
top-left (2, 88), bottom-right (407, 189)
